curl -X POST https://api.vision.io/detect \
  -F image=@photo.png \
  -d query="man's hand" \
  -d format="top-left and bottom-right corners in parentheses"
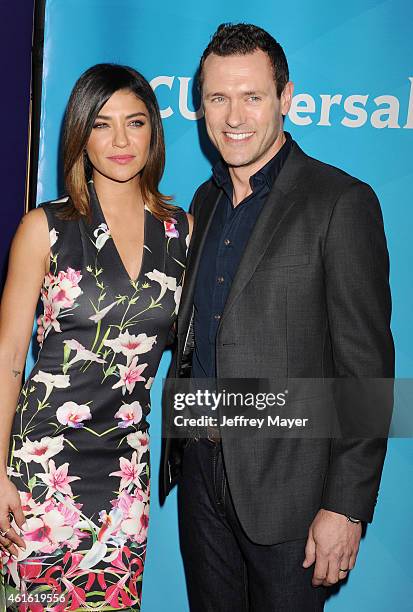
top-left (303, 508), bottom-right (362, 586)
top-left (36, 316), bottom-right (45, 345)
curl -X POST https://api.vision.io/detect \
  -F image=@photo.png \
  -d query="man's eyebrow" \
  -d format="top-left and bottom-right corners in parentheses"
top-left (95, 112), bottom-right (148, 119)
top-left (204, 90), bottom-right (266, 98)
top-left (204, 92), bottom-right (226, 98)
top-left (243, 90), bottom-right (266, 96)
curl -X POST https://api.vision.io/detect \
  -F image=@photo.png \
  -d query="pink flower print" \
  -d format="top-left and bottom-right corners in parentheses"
top-left (64, 531), bottom-right (82, 550)
top-left (63, 339), bottom-right (106, 368)
top-left (49, 227), bottom-right (59, 248)
top-left (134, 483), bottom-right (149, 505)
top-left (112, 357), bottom-right (148, 395)
top-left (62, 577), bottom-right (87, 609)
top-left (164, 218), bottom-right (179, 238)
top-left (97, 507), bottom-right (124, 544)
top-left (141, 504), bottom-right (149, 529)
top-left (93, 222), bottom-right (111, 251)
top-left (60, 509), bottom-right (88, 549)
top-left (19, 491), bottom-right (35, 513)
top-left (43, 271), bottom-right (56, 292)
top-left (19, 560), bottom-right (42, 581)
top-left (114, 401), bottom-right (143, 428)
top-left (145, 269), bottom-right (177, 302)
top-left (105, 574), bottom-right (132, 609)
top-left (36, 459), bottom-right (80, 496)
top-left (41, 294), bottom-right (61, 333)
top-left (45, 552), bottom-right (91, 611)
top-left (40, 268), bottom-right (82, 334)
top-left (104, 330), bottom-right (157, 364)
top-left (110, 451), bottom-right (145, 490)
top-left (112, 489), bottom-right (134, 516)
top-left (89, 300), bottom-right (117, 323)
top-left (53, 268), bottom-right (82, 308)
top-left (126, 431), bottom-right (149, 462)
top-left (32, 371), bottom-right (70, 403)
top-left (56, 401), bottom-right (92, 428)
top-left (22, 509), bottom-right (74, 553)
top-left (18, 601), bottom-right (44, 612)
top-left (120, 498), bottom-right (145, 538)
top-left (79, 508), bottom-right (123, 570)
top-left (136, 504), bottom-right (150, 544)
top-left (14, 435), bottom-right (65, 468)
top-left (107, 546), bottom-right (143, 604)
top-left (18, 491), bottom-right (49, 518)
top-left (105, 547), bottom-right (143, 608)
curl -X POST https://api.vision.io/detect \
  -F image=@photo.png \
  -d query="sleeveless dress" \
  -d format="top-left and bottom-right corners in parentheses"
top-left (1, 183), bottom-right (188, 611)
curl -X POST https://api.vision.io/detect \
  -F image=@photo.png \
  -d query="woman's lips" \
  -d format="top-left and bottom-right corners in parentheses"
top-left (107, 155), bottom-right (136, 164)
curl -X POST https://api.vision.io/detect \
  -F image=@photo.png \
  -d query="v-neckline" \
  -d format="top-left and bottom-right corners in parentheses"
top-left (89, 181), bottom-right (147, 284)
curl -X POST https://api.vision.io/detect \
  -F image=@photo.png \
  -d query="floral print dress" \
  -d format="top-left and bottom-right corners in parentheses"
top-left (1, 182), bottom-right (188, 611)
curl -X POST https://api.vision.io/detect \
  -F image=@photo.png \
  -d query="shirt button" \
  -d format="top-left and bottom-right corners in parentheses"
top-left (217, 276), bottom-right (224, 284)
top-left (214, 314), bottom-right (221, 320)
top-left (224, 239), bottom-right (231, 246)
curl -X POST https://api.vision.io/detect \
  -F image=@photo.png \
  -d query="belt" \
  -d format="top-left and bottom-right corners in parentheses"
top-left (206, 426), bottom-right (221, 444)
top-left (186, 425), bottom-right (221, 444)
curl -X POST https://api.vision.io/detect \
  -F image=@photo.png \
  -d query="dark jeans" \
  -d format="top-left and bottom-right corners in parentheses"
top-left (178, 438), bottom-right (327, 612)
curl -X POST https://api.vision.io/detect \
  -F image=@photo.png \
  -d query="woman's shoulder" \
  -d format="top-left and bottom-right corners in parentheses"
top-left (39, 195), bottom-right (81, 228)
top-left (167, 205), bottom-right (188, 222)
top-left (39, 195), bottom-right (71, 216)
top-left (163, 205), bottom-right (192, 239)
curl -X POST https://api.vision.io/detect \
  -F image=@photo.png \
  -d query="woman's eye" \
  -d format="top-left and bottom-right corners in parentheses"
top-left (129, 120), bottom-right (145, 127)
top-left (92, 122), bottom-right (108, 129)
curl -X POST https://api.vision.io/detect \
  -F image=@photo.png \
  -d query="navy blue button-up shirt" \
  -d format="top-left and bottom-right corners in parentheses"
top-left (192, 133), bottom-right (293, 378)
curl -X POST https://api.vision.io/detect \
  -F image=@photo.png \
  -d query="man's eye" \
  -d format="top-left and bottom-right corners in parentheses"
top-left (211, 97), bottom-right (225, 104)
top-left (249, 96), bottom-right (261, 102)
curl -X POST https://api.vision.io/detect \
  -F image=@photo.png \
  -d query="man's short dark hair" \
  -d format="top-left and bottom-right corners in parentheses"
top-left (199, 23), bottom-right (289, 98)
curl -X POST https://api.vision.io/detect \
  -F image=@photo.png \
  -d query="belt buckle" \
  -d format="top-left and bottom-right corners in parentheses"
top-left (206, 426), bottom-right (221, 444)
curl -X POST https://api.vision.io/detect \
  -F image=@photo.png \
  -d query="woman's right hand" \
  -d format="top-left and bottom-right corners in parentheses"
top-left (36, 316), bottom-right (45, 345)
top-left (0, 476), bottom-right (27, 558)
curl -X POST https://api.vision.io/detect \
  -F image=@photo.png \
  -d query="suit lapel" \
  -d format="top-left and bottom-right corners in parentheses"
top-left (220, 143), bottom-right (307, 323)
top-left (178, 182), bottom-right (223, 330)
top-left (220, 186), bottom-right (298, 322)
top-left (178, 142), bottom-right (310, 333)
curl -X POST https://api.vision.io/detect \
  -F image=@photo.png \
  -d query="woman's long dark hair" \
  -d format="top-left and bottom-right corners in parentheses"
top-left (62, 63), bottom-right (177, 221)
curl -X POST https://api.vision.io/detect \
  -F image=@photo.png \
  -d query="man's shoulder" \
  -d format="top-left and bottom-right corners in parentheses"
top-left (189, 178), bottom-right (217, 215)
top-left (192, 178), bottom-right (215, 199)
top-left (293, 146), bottom-right (380, 222)
top-left (295, 144), bottom-right (369, 194)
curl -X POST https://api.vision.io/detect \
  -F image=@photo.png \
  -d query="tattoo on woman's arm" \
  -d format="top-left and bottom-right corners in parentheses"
top-left (12, 370), bottom-right (21, 378)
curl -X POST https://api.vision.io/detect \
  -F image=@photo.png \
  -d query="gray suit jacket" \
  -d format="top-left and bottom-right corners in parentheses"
top-left (160, 140), bottom-right (394, 545)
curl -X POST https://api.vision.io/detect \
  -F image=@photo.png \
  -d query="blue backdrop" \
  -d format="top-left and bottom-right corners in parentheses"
top-left (32, 0), bottom-right (413, 609)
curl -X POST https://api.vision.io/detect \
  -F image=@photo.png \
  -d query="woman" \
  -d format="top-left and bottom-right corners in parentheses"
top-left (0, 63), bottom-right (192, 610)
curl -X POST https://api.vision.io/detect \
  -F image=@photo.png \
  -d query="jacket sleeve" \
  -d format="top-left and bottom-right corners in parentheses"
top-left (321, 181), bottom-right (394, 522)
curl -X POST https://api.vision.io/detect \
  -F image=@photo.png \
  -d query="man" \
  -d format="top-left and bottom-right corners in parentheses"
top-left (160, 23), bottom-right (394, 612)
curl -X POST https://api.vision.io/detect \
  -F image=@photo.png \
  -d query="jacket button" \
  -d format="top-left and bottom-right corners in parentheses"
top-left (224, 239), bottom-right (231, 246)
top-left (214, 314), bottom-right (221, 320)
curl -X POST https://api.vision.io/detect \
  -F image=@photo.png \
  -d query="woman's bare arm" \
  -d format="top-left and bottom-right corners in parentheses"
top-left (0, 207), bottom-right (49, 555)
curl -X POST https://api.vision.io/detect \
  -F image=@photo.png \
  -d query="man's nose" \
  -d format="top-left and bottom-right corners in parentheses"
top-left (225, 100), bottom-right (245, 128)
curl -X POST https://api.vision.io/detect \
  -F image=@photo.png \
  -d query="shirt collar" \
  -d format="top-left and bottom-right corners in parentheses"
top-left (212, 131), bottom-right (293, 193)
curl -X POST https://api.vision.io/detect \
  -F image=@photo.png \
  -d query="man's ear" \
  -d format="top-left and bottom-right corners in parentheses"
top-left (281, 81), bottom-right (294, 116)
